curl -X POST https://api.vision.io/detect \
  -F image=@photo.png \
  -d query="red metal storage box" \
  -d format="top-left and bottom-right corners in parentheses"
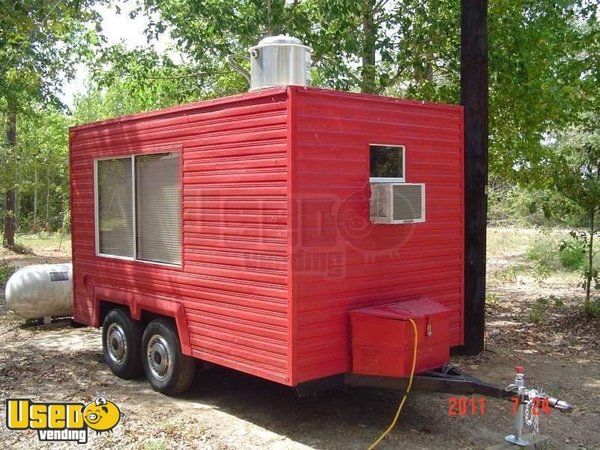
top-left (351, 299), bottom-right (451, 377)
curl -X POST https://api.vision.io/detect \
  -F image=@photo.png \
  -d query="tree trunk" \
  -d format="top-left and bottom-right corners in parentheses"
top-left (3, 99), bottom-right (17, 249)
top-left (265, 0), bottom-right (274, 35)
top-left (33, 168), bottom-right (38, 232)
top-left (360, 0), bottom-right (377, 94)
top-left (585, 210), bottom-right (595, 317)
top-left (14, 182), bottom-right (19, 232)
top-left (45, 173), bottom-right (51, 230)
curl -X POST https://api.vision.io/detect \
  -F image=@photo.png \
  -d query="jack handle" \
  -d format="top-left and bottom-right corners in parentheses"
top-left (547, 396), bottom-right (573, 412)
top-left (505, 384), bottom-right (573, 412)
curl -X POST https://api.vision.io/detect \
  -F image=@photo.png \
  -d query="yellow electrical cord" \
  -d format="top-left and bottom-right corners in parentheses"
top-left (368, 318), bottom-right (419, 450)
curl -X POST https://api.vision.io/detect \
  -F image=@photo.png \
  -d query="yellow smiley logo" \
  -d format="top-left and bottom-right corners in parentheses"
top-left (82, 397), bottom-right (121, 433)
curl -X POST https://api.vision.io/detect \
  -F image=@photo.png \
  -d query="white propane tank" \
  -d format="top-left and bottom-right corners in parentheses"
top-left (5, 263), bottom-right (73, 319)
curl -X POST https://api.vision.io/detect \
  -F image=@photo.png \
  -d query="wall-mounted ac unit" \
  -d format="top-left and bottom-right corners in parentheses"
top-left (370, 183), bottom-right (426, 224)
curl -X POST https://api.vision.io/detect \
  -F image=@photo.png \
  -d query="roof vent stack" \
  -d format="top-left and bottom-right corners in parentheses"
top-left (249, 35), bottom-right (311, 91)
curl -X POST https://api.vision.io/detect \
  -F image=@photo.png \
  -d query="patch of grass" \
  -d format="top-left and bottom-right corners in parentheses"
top-left (144, 441), bottom-right (168, 450)
top-left (16, 232), bottom-right (69, 249)
top-left (526, 231), bottom-right (562, 270)
top-left (524, 229), bottom-right (577, 282)
top-left (11, 243), bottom-right (33, 255)
top-left (487, 227), bottom-right (536, 257)
top-left (490, 266), bottom-right (520, 284)
top-left (0, 262), bottom-right (15, 285)
top-left (0, 232), bottom-right (72, 256)
top-left (585, 299), bottom-right (600, 318)
top-left (529, 297), bottom-right (549, 324)
top-left (486, 293), bottom-right (500, 308)
top-left (559, 235), bottom-right (587, 270)
top-left (532, 263), bottom-right (552, 282)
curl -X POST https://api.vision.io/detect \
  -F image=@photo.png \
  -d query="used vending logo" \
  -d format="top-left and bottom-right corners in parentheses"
top-left (5, 396), bottom-right (121, 444)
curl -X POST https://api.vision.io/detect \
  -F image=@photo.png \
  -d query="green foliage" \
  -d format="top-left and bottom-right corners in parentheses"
top-left (486, 292), bottom-right (499, 309)
top-left (0, 106), bottom-right (71, 232)
top-left (532, 263), bottom-right (551, 283)
top-left (488, 2), bottom-right (597, 183)
top-left (488, 181), bottom-right (589, 228)
top-left (549, 115), bottom-right (600, 316)
top-left (0, 0), bottom-right (104, 242)
top-left (586, 299), bottom-right (600, 318)
top-left (0, 0), bottom-right (103, 106)
top-left (559, 232), bottom-right (587, 271)
top-left (1, 0), bottom-right (599, 248)
top-left (526, 230), bottom-right (562, 272)
top-left (138, 0), bottom-right (598, 182)
top-left (0, 261), bottom-right (14, 285)
top-left (529, 297), bottom-right (549, 324)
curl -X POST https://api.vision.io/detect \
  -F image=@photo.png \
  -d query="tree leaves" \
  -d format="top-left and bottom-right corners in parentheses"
top-left (133, 0), bottom-right (597, 184)
top-left (1, 0), bottom-right (599, 236)
top-left (0, 0), bottom-right (104, 108)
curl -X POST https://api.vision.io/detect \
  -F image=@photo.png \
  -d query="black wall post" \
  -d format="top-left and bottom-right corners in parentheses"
top-left (460, 0), bottom-right (488, 355)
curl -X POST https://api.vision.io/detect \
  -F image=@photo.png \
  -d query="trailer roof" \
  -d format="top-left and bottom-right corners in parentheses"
top-left (69, 86), bottom-right (461, 133)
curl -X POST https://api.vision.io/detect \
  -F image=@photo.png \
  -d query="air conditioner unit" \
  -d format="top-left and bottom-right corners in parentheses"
top-left (370, 183), bottom-right (426, 224)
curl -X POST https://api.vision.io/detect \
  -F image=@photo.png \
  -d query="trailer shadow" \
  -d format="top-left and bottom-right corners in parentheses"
top-left (0, 328), bottom-right (503, 449)
top-left (171, 364), bottom-right (504, 449)
top-left (1, 323), bottom-right (596, 449)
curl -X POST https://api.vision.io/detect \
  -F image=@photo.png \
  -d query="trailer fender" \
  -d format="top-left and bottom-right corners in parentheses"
top-left (93, 286), bottom-right (192, 356)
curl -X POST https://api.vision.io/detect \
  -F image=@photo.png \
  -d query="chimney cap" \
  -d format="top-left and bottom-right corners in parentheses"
top-left (251, 34), bottom-right (310, 51)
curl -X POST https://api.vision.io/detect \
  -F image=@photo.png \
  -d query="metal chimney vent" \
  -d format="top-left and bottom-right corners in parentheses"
top-left (249, 35), bottom-right (311, 91)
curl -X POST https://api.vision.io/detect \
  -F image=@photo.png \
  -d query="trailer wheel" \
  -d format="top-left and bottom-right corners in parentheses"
top-left (142, 319), bottom-right (195, 395)
top-left (102, 308), bottom-right (144, 379)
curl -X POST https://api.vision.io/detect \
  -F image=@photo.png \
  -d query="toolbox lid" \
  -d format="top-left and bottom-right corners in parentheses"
top-left (350, 298), bottom-right (450, 320)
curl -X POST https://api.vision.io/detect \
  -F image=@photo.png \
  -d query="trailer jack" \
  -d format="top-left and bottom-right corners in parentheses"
top-left (503, 366), bottom-right (572, 447)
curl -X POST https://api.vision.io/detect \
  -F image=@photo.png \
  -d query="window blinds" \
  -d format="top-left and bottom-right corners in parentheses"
top-left (97, 158), bottom-right (134, 257)
top-left (135, 153), bottom-right (181, 265)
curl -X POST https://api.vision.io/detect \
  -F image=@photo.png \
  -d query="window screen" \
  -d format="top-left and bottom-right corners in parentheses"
top-left (135, 153), bottom-right (181, 265)
top-left (97, 158), bottom-right (134, 257)
top-left (369, 145), bottom-right (404, 180)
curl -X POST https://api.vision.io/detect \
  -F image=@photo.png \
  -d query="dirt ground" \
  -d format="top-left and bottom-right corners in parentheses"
top-left (0, 229), bottom-right (598, 449)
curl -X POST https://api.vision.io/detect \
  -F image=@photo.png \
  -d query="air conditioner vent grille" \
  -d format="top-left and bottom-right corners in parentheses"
top-left (370, 183), bottom-right (425, 224)
top-left (392, 184), bottom-right (423, 221)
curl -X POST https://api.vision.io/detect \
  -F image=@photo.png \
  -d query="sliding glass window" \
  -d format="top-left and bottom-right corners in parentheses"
top-left (94, 152), bottom-right (181, 266)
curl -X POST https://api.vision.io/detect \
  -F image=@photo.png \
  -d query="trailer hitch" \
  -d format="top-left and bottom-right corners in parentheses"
top-left (345, 364), bottom-right (514, 399)
top-left (296, 364), bottom-right (573, 448)
top-left (344, 364), bottom-right (573, 448)
top-left (345, 364), bottom-right (573, 413)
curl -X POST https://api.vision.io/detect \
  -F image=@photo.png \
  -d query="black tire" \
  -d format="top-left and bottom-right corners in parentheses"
top-left (142, 318), bottom-right (195, 395)
top-left (102, 308), bottom-right (144, 379)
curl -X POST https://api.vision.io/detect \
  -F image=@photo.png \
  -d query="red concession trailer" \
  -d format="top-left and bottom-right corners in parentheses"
top-left (69, 86), bottom-right (464, 395)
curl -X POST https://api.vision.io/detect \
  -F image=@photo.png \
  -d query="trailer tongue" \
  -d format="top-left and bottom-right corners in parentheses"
top-left (345, 365), bottom-right (572, 411)
top-left (346, 365), bottom-right (573, 448)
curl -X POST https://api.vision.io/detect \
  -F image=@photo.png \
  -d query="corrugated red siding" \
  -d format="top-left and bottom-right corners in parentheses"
top-left (70, 86), bottom-right (464, 387)
top-left (289, 87), bottom-right (464, 383)
top-left (70, 89), bottom-right (292, 384)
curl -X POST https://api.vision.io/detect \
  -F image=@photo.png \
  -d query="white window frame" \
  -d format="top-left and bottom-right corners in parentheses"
top-left (93, 153), bottom-right (182, 267)
top-left (369, 144), bottom-right (406, 183)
